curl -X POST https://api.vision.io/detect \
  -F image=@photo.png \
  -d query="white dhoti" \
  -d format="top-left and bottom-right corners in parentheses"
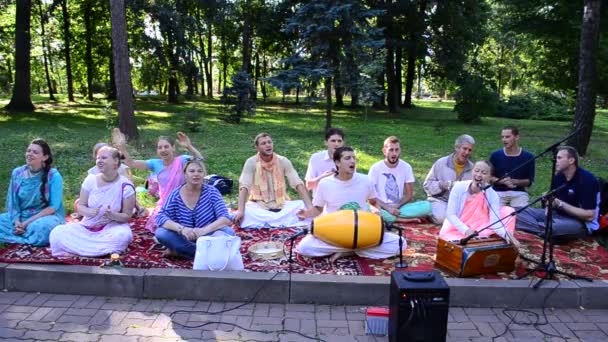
top-left (240, 200), bottom-right (311, 229)
top-left (50, 222), bottom-right (133, 257)
top-left (295, 231), bottom-right (405, 259)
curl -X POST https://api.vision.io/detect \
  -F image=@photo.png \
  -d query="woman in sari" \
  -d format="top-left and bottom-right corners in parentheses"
top-left (439, 160), bottom-right (518, 245)
top-left (155, 158), bottom-right (233, 259)
top-left (0, 139), bottom-right (65, 246)
top-left (50, 146), bottom-right (135, 257)
top-left (115, 131), bottom-right (203, 232)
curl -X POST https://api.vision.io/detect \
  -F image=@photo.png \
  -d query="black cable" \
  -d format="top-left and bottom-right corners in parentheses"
top-left (492, 279), bottom-right (564, 341)
top-left (172, 320), bottom-right (326, 341)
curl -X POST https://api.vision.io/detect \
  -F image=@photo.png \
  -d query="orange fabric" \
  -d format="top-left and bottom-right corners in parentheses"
top-left (442, 192), bottom-right (516, 241)
top-left (249, 153), bottom-right (288, 207)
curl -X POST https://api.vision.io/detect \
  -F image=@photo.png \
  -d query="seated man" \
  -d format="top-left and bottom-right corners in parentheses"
top-left (423, 134), bottom-right (475, 224)
top-left (489, 126), bottom-right (535, 207)
top-left (516, 146), bottom-right (600, 240)
top-left (305, 127), bottom-right (345, 194)
top-left (232, 133), bottom-right (313, 229)
top-left (296, 146), bottom-right (404, 262)
top-left (368, 136), bottom-right (431, 224)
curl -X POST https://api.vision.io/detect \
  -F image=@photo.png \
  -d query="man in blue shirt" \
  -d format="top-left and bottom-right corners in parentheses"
top-left (516, 146), bottom-right (600, 239)
top-left (489, 126), bottom-right (535, 207)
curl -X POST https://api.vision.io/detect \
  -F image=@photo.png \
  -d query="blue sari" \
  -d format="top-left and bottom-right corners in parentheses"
top-left (0, 165), bottom-right (65, 246)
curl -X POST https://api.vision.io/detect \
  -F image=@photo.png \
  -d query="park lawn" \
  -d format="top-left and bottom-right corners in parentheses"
top-left (0, 94), bottom-right (607, 213)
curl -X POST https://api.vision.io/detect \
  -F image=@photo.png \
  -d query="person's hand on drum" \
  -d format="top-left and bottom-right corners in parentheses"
top-left (297, 207), bottom-right (319, 220)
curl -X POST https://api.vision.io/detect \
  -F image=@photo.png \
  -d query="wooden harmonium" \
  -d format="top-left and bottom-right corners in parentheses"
top-left (435, 236), bottom-right (518, 277)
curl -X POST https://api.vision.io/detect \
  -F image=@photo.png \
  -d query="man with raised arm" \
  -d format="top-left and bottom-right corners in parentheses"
top-left (232, 133), bottom-right (313, 229)
top-left (305, 127), bottom-right (345, 193)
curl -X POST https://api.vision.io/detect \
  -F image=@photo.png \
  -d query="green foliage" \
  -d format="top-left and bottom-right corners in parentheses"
top-left (496, 90), bottom-right (574, 121)
top-left (102, 102), bottom-right (117, 132)
top-left (454, 76), bottom-right (499, 123)
top-left (180, 105), bottom-right (203, 133)
top-left (222, 71), bottom-right (255, 123)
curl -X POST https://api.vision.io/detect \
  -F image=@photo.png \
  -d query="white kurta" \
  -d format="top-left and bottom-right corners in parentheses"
top-left (50, 175), bottom-right (134, 257)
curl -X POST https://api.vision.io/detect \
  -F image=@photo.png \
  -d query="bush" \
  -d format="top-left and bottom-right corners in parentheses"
top-left (496, 90), bottom-right (573, 121)
top-left (454, 76), bottom-right (499, 123)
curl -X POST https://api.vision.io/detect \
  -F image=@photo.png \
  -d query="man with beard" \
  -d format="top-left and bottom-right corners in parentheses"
top-left (489, 126), bottom-right (535, 207)
top-left (368, 136), bottom-right (431, 224)
top-left (296, 146), bottom-right (404, 262)
top-left (516, 146), bottom-right (600, 240)
top-left (423, 135), bottom-right (475, 224)
top-left (305, 127), bottom-right (345, 194)
top-left (232, 133), bottom-right (313, 229)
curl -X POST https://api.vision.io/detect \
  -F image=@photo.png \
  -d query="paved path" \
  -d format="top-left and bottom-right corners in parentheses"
top-left (1, 291), bottom-right (607, 341)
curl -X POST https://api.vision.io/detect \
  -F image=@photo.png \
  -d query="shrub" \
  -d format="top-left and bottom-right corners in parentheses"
top-left (496, 90), bottom-right (573, 121)
top-left (454, 76), bottom-right (498, 123)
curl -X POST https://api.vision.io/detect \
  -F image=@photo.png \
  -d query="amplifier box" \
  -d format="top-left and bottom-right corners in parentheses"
top-left (389, 271), bottom-right (450, 342)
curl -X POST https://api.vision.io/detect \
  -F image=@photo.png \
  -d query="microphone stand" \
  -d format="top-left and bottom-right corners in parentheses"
top-left (286, 228), bottom-right (307, 303)
top-left (517, 146), bottom-right (592, 288)
top-left (388, 223), bottom-right (408, 268)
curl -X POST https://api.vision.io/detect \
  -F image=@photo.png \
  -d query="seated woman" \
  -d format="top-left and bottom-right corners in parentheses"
top-left (115, 130), bottom-right (203, 232)
top-left (439, 160), bottom-right (518, 245)
top-left (155, 158), bottom-right (234, 259)
top-left (50, 146), bottom-right (135, 257)
top-left (0, 139), bottom-right (65, 246)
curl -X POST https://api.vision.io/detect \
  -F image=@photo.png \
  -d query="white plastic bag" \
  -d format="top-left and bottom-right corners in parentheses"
top-left (193, 233), bottom-right (244, 271)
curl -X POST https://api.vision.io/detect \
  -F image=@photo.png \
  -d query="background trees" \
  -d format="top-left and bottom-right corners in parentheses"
top-left (0, 0), bottom-right (605, 154)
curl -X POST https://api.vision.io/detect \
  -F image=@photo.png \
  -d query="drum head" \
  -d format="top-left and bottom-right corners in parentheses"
top-left (248, 241), bottom-right (284, 260)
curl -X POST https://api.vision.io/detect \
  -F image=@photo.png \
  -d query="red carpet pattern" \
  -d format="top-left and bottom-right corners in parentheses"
top-left (0, 216), bottom-right (607, 280)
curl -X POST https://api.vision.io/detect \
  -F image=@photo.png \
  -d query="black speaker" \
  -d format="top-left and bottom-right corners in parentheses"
top-left (389, 271), bottom-right (450, 342)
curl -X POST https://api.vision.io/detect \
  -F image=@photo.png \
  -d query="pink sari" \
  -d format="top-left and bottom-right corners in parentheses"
top-left (441, 192), bottom-right (515, 241)
top-left (145, 157), bottom-right (185, 232)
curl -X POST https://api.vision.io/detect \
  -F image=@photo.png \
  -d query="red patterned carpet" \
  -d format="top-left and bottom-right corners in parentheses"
top-left (0, 216), bottom-right (607, 280)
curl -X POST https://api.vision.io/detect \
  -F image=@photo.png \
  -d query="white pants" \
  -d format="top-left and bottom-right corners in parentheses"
top-left (241, 200), bottom-right (311, 229)
top-left (296, 232), bottom-right (405, 259)
top-left (50, 222), bottom-right (132, 257)
top-left (429, 200), bottom-right (448, 224)
top-left (496, 191), bottom-right (529, 207)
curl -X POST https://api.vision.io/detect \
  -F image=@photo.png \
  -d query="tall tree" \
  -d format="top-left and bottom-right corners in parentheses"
top-left (83, 0), bottom-right (94, 101)
top-left (60, 0), bottom-right (74, 101)
top-left (568, 0), bottom-right (602, 155)
top-left (5, 0), bottom-right (34, 112)
top-left (109, 0), bottom-right (138, 140)
top-left (37, 0), bottom-right (56, 101)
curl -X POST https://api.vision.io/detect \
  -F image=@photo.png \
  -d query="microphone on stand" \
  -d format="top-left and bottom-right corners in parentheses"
top-left (288, 228), bottom-right (309, 241)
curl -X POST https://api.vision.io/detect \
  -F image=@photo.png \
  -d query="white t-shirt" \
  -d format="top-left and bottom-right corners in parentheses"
top-left (368, 159), bottom-right (415, 204)
top-left (313, 173), bottom-right (377, 214)
top-left (305, 150), bottom-right (335, 182)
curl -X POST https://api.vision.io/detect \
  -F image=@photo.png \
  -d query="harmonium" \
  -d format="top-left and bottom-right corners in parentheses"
top-left (435, 236), bottom-right (518, 277)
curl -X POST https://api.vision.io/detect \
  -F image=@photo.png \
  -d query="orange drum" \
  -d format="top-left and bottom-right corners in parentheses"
top-left (310, 210), bottom-right (384, 249)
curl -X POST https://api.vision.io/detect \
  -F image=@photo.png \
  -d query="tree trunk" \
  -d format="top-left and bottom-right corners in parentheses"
top-left (395, 46), bottom-right (403, 106)
top-left (386, 45), bottom-right (399, 113)
top-left (253, 52), bottom-right (260, 101)
top-left (416, 62), bottom-right (423, 99)
top-left (261, 57), bottom-right (268, 101)
top-left (206, 24), bottom-right (213, 98)
top-left (107, 42), bottom-right (117, 100)
top-left (84, 0), bottom-right (94, 101)
top-left (61, 0), bottom-right (74, 102)
top-left (324, 77), bottom-right (332, 131)
top-left (567, 0), bottom-right (602, 155)
top-left (5, 0), bottom-right (34, 112)
top-left (404, 47), bottom-right (416, 107)
top-left (37, 0), bottom-right (55, 101)
top-left (109, 0), bottom-right (138, 140)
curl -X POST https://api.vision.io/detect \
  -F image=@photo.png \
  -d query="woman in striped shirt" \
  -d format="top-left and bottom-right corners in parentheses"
top-left (155, 158), bottom-right (234, 259)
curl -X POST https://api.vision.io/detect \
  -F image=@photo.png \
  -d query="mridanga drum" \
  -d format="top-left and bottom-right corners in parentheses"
top-left (311, 210), bottom-right (384, 249)
top-left (435, 236), bottom-right (518, 277)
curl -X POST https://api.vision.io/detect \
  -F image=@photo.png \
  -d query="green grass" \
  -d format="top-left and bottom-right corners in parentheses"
top-left (1, 95), bottom-right (607, 212)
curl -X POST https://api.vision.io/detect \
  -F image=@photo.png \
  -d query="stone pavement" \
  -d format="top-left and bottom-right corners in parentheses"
top-left (0, 291), bottom-right (607, 341)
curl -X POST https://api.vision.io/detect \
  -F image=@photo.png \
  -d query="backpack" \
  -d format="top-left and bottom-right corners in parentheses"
top-left (205, 174), bottom-right (234, 195)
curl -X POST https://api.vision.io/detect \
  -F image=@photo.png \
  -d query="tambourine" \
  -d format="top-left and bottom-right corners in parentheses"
top-left (248, 241), bottom-right (284, 260)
